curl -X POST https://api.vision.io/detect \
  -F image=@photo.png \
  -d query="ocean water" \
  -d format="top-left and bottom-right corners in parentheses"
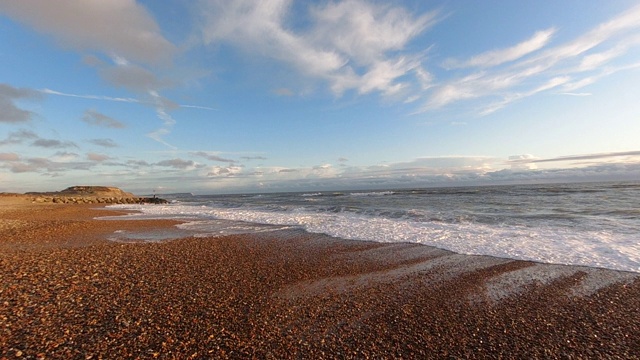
top-left (106, 182), bottom-right (640, 273)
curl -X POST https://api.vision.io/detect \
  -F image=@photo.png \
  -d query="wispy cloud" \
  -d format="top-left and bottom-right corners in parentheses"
top-left (478, 76), bottom-right (570, 116)
top-left (0, 129), bottom-right (39, 146)
top-left (82, 109), bottom-right (126, 129)
top-left (43, 88), bottom-right (217, 111)
top-left (146, 91), bottom-right (178, 149)
top-left (508, 150), bottom-right (640, 165)
top-left (43, 87), bottom-right (216, 149)
top-left (560, 92), bottom-right (592, 97)
top-left (443, 28), bottom-right (556, 69)
top-left (32, 138), bottom-right (78, 149)
top-left (192, 151), bottom-right (236, 163)
top-left (179, 104), bottom-right (218, 111)
top-left (41, 88), bottom-right (139, 103)
top-left (88, 138), bottom-right (118, 148)
top-left (240, 156), bottom-right (268, 161)
top-left (421, 4), bottom-right (640, 115)
top-left (200, 0), bottom-right (441, 97)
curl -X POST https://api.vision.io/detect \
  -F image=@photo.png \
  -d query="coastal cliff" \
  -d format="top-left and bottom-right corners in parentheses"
top-left (23, 186), bottom-right (168, 204)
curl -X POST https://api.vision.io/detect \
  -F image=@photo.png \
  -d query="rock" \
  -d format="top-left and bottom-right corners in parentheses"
top-left (139, 197), bottom-right (169, 204)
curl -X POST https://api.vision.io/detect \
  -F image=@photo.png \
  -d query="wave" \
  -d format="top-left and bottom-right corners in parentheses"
top-left (349, 191), bottom-right (395, 197)
top-left (105, 202), bottom-right (640, 273)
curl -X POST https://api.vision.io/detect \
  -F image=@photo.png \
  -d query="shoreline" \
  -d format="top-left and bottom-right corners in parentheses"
top-left (1, 198), bottom-right (639, 358)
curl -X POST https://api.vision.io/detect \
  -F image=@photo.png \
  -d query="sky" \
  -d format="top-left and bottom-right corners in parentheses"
top-left (1, 0), bottom-right (640, 194)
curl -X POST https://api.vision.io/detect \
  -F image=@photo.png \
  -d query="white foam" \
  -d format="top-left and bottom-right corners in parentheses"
top-left (106, 204), bottom-right (640, 273)
top-left (482, 264), bottom-right (639, 302)
top-left (349, 191), bottom-right (395, 196)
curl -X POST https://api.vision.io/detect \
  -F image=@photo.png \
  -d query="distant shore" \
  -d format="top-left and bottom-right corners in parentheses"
top-left (1, 197), bottom-right (638, 358)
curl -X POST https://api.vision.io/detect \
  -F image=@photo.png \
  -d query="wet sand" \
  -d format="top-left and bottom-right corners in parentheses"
top-left (1, 196), bottom-right (639, 358)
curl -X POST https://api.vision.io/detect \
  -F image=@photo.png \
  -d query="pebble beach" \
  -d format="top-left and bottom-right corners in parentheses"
top-left (1, 196), bottom-right (639, 359)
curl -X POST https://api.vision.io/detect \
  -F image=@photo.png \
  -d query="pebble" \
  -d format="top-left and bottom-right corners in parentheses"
top-left (1, 203), bottom-right (639, 359)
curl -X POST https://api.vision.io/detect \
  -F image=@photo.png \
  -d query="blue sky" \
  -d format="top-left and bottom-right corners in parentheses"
top-left (1, 0), bottom-right (640, 194)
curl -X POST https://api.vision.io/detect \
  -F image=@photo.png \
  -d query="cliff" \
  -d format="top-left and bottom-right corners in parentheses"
top-left (24, 186), bottom-right (168, 204)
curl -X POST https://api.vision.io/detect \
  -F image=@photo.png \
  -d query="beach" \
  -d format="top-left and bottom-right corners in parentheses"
top-left (1, 196), bottom-right (639, 359)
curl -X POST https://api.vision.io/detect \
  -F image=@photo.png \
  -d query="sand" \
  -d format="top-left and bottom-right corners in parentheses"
top-left (1, 196), bottom-right (639, 358)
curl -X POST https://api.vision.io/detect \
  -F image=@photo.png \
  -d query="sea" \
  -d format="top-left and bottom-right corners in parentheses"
top-left (106, 181), bottom-right (640, 273)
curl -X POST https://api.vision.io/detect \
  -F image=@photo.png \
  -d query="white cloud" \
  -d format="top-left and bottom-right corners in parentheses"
top-left (191, 151), bottom-right (640, 193)
top-left (577, 45), bottom-right (627, 72)
top-left (206, 165), bottom-right (242, 177)
top-left (0, 0), bottom-right (175, 65)
top-left (356, 57), bottom-right (421, 95)
top-left (421, 4), bottom-right (640, 115)
top-left (201, 0), bottom-right (346, 75)
top-left (309, 0), bottom-right (438, 65)
top-left (517, 5), bottom-right (640, 72)
top-left (443, 28), bottom-right (556, 69)
top-left (199, 0), bottom-right (440, 97)
top-left (478, 76), bottom-right (570, 115)
top-left (425, 71), bottom-right (516, 109)
top-left (508, 154), bottom-right (538, 170)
